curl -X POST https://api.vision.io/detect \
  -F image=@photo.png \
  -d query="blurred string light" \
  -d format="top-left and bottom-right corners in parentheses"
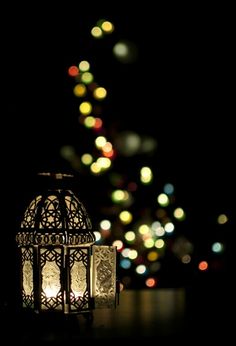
top-left (61, 17), bottom-right (227, 288)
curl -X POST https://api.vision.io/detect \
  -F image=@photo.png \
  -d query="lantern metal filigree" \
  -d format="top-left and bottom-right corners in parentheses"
top-left (16, 173), bottom-right (119, 314)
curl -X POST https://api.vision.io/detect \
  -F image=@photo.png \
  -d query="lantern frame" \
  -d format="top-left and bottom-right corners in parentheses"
top-left (16, 173), bottom-right (119, 315)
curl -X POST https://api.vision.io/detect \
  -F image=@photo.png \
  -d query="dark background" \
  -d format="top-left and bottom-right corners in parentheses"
top-left (0, 4), bottom-right (234, 343)
top-left (1, 3), bottom-right (234, 317)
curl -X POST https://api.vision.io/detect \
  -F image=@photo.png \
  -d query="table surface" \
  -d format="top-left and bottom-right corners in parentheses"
top-left (1, 287), bottom-right (231, 343)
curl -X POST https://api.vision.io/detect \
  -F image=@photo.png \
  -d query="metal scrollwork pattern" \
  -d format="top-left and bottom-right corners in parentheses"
top-left (92, 246), bottom-right (116, 308)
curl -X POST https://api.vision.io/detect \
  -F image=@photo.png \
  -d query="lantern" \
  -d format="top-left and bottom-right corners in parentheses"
top-left (16, 173), bottom-right (119, 315)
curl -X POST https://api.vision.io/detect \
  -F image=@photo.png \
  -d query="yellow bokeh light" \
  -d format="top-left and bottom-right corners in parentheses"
top-left (140, 166), bottom-right (153, 184)
top-left (119, 210), bottom-right (133, 224)
top-left (96, 157), bottom-right (111, 169)
top-left (81, 153), bottom-right (93, 165)
top-left (124, 231), bottom-right (136, 242)
top-left (147, 251), bottom-right (159, 261)
top-left (157, 193), bottom-right (169, 206)
top-left (111, 189), bottom-right (125, 203)
top-left (217, 214), bottom-right (228, 224)
top-left (81, 72), bottom-right (94, 84)
top-left (144, 239), bottom-right (155, 248)
top-left (73, 84), bottom-right (86, 97)
top-left (79, 61), bottom-right (90, 72)
top-left (90, 162), bottom-right (101, 174)
top-left (84, 116), bottom-right (96, 128)
top-left (128, 249), bottom-right (138, 260)
top-left (101, 21), bottom-right (114, 33)
top-left (138, 224), bottom-right (150, 235)
top-left (140, 166), bottom-right (152, 178)
top-left (155, 239), bottom-right (165, 249)
top-left (95, 136), bottom-right (107, 149)
top-left (79, 101), bottom-right (92, 115)
top-left (91, 26), bottom-right (103, 38)
top-left (173, 207), bottom-right (185, 220)
top-left (93, 87), bottom-right (107, 100)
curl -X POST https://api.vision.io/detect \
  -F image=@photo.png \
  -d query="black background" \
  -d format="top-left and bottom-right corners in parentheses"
top-left (1, 3), bottom-right (234, 301)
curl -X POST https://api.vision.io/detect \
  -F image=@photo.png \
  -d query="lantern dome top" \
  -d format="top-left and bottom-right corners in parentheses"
top-left (16, 173), bottom-right (95, 246)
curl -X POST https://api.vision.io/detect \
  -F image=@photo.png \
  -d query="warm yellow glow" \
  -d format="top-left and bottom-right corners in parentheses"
top-left (96, 157), bottom-right (111, 169)
top-left (155, 239), bottom-right (165, 249)
top-left (93, 87), bottom-right (107, 100)
top-left (90, 162), bottom-right (102, 174)
top-left (217, 214), bottom-right (228, 224)
top-left (91, 246), bottom-right (117, 309)
top-left (79, 101), bottom-right (92, 115)
top-left (42, 261), bottom-right (60, 298)
top-left (22, 258), bottom-right (33, 295)
top-left (79, 60), bottom-right (90, 72)
top-left (81, 72), bottom-right (94, 84)
top-left (81, 153), bottom-right (93, 165)
top-left (102, 141), bottom-right (113, 153)
top-left (84, 116), bottom-right (96, 128)
top-left (157, 193), bottom-right (169, 206)
top-left (112, 240), bottom-right (123, 251)
top-left (144, 239), bottom-right (155, 248)
top-left (119, 210), bottom-right (133, 224)
top-left (100, 219), bottom-right (111, 230)
top-left (140, 166), bottom-right (152, 178)
top-left (91, 26), bottom-right (103, 38)
top-left (73, 84), bottom-right (87, 97)
top-left (95, 136), bottom-right (107, 149)
top-left (147, 251), bottom-right (159, 261)
top-left (124, 231), bottom-right (136, 242)
top-left (128, 249), bottom-right (138, 260)
top-left (173, 207), bottom-right (185, 220)
top-left (111, 189), bottom-right (129, 203)
top-left (138, 224), bottom-right (150, 235)
top-left (101, 21), bottom-right (114, 33)
top-left (43, 287), bottom-right (58, 298)
top-left (71, 259), bottom-right (87, 298)
top-left (140, 166), bottom-right (153, 184)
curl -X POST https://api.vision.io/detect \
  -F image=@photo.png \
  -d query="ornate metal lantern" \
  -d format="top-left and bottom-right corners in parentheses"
top-left (16, 173), bottom-right (119, 315)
